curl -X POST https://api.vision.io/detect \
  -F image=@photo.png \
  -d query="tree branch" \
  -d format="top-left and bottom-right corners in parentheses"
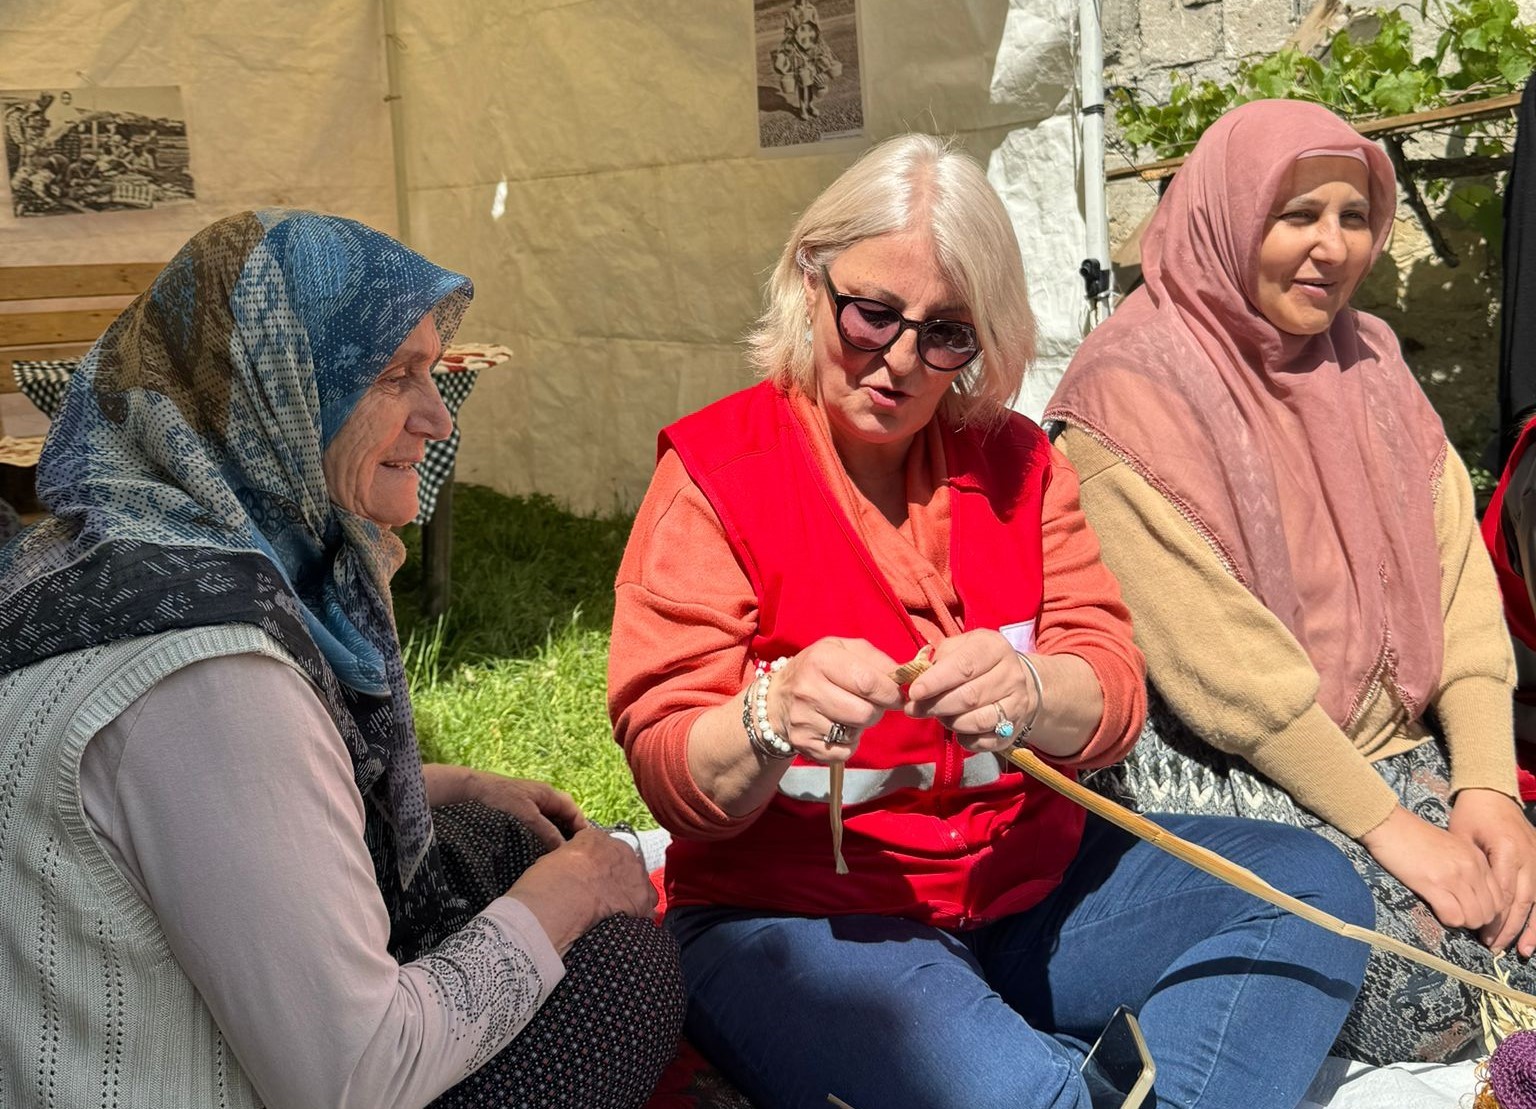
top-left (1384, 135), bottom-right (1459, 268)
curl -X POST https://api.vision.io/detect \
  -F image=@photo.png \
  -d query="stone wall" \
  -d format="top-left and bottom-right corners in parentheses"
top-left (1101, 0), bottom-right (1530, 474)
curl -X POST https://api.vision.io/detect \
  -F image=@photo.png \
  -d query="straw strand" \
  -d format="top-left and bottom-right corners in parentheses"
top-left (830, 762), bottom-right (848, 874)
top-left (1005, 747), bottom-right (1536, 1011)
top-left (828, 651), bottom-right (938, 875)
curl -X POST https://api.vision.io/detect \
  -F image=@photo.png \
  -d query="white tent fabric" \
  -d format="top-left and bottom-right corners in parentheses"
top-left (0, 0), bottom-right (398, 266)
top-left (987, 0), bottom-right (1090, 422)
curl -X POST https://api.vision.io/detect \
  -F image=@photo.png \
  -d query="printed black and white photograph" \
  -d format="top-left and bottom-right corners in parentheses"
top-left (3, 86), bottom-right (195, 217)
top-left (755, 0), bottom-right (863, 150)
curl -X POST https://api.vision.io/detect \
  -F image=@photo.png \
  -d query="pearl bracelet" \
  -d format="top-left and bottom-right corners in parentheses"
top-left (744, 657), bottom-right (794, 759)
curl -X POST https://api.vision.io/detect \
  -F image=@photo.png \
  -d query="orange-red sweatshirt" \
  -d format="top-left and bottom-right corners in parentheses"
top-left (609, 386), bottom-right (1144, 867)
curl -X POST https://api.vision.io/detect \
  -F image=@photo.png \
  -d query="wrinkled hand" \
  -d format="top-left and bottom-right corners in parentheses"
top-left (1361, 804), bottom-right (1502, 933)
top-left (465, 771), bottom-right (587, 851)
top-left (904, 630), bottom-right (1035, 753)
top-left (505, 826), bottom-right (656, 954)
top-left (1449, 789), bottom-right (1536, 956)
top-left (766, 638), bottom-right (903, 764)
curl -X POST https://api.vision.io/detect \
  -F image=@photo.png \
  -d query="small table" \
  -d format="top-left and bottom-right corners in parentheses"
top-left (414, 344), bottom-right (512, 617)
top-left (10, 343), bottom-right (512, 617)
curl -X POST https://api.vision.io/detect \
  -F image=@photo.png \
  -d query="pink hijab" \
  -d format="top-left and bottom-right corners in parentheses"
top-left (1046, 99), bottom-right (1448, 728)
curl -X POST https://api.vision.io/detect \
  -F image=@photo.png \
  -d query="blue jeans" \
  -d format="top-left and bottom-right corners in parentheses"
top-left (667, 813), bottom-right (1371, 1109)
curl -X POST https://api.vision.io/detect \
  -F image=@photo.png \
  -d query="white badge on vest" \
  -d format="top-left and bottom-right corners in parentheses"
top-left (1001, 620), bottom-right (1037, 654)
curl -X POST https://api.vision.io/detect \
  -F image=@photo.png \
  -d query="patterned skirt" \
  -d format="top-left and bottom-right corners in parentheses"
top-left (397, 802), bottom-right (687, 1109)
top-left (1086, 690), bottom-right (1536, 1066)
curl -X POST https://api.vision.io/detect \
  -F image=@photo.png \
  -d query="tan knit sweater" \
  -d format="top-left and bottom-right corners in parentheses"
top-left (1060, 427), bottom-right (1516, 839)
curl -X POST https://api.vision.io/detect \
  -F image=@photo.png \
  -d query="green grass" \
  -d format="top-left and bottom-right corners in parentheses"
top-left (392, 485), bottom-right (653, 827)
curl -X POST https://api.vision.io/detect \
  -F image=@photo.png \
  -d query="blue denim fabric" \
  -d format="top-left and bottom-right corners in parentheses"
top-left (667, 813), bottom-right (1372, 1109)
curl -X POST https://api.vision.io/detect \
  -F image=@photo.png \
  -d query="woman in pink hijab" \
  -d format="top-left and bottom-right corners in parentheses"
top-left (1047, 98), bottom-right (1536, 1064)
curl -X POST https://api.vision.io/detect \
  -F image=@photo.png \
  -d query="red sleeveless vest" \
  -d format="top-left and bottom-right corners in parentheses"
top-left (1483, 421), bottom-right (1536, 800)
top-left (658, 383), bottom-right (1085, 928)
top-left (1485, 420), bottom-right (1536, 652)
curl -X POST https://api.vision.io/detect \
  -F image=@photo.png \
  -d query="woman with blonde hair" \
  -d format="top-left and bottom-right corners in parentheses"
top-left (609, 132), bottom-right (1372, 1108)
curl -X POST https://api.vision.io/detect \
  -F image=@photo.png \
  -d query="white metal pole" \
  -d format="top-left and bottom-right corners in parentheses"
top-left (1078, 0), bottom-right (1113, 314)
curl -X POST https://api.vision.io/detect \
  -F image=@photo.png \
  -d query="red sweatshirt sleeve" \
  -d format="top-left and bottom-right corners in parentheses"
top-left (608, 451), bottom-right (762, 839)
top-left (1036, 444), bottom-right (1147, 768)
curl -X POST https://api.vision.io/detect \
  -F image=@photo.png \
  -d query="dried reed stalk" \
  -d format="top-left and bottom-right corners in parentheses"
top-left (830, 762), bottom-right (848, 875)
top-left (890, 650), bottom-right (934, 686)
top-left (1481, 954), bottom-right (1536, 1053)
top-left (1005, 747), bottom-right (1536, 1010)
top-left (827, 651), bottom-right (938, 875)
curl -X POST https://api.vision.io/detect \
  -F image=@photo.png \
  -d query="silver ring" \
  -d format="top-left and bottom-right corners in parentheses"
top-left (825, 722), bottom-right (850, 746)
top-left (992, 703), bottom-right (1016, 741)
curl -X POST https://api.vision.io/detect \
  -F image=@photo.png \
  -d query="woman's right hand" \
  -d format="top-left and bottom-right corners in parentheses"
top-left (765, 638), bottom-right (905, 763)
top-left (505, 827), bottom-right (656, 954)
top-left (1359, 804), bottom-right (1502, 932)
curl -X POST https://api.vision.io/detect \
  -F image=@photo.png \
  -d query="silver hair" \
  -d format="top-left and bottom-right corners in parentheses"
top-left (745, 133), bottom-right (1035, 429)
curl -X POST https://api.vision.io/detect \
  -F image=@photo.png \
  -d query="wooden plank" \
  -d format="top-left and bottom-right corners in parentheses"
top-left (0, 263), bottom-right (162, 302)
top-left (1107, 90), bottom-right (1524, 182)
top-left (1355, 91), bottom-right (1523, 137)
top-left (1107, 156), bottom-right (1183, 183)
top-left (1112, 210), bottom-right (1152, 270)
top-left (0, 343), bottom-right (92, 366)
top-left (0, 309), bottom-right (121, 347)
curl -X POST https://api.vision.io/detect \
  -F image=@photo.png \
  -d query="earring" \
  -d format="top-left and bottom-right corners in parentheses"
top-left (803, 314), bottom-right (813, 346)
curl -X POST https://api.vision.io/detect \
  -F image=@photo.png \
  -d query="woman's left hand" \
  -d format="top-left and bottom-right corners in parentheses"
top-left (904, 630), bottom-right (1035, 753)
top-left (423, 764), bottom-right (588, 851)
top-left (1449, 788), bottom-right (1536, 957)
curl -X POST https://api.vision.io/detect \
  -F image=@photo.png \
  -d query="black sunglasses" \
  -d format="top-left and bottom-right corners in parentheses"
top-left (820, 265), bottom-right (980, 372)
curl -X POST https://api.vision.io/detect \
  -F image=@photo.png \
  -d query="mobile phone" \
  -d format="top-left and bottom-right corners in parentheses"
top-left (1080, 1005), bottom-right (1155, 1109)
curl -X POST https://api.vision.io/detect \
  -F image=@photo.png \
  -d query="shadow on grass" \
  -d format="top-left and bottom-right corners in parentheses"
top-left (392, 484), bottom-right (634, 671)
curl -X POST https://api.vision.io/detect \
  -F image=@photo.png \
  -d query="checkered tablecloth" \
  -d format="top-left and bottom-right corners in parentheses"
top-left (10, 360), bottom-right (74, 422)
top-left (12, 344), bottom-right (511, 528)
top-left (414, 368), bottom-right (478, 525)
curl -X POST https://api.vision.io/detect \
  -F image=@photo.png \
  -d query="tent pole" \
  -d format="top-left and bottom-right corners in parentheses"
top-left (382, 0), bottom-right (412, 245)
top-left (1078, 0), bottom-right (1113, 315)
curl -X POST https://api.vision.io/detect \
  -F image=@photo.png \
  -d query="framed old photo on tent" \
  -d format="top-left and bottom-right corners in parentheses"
top-left (3, 85), bottom-right (195, 218)
top-left (754, 0), bottom-right (864, 151)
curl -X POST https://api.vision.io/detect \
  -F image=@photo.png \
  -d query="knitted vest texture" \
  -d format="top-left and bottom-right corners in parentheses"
top-left (659, 383), bottom-right (1084, 928)
top-left (0, 625), bottom-right (292, 1109)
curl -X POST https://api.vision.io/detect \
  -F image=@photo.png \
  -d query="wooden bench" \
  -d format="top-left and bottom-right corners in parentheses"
top-left (0, 262), bottom-right (165, 398)
top-left (0, 262), bottom-right (164, 511)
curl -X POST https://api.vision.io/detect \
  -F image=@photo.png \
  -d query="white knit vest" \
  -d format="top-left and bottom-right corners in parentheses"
top-left (0, 625), bottom-right (298, 1109)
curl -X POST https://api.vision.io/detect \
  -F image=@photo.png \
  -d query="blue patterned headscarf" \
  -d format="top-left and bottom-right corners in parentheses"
top-left (0, 210), bottom-right (472, 938)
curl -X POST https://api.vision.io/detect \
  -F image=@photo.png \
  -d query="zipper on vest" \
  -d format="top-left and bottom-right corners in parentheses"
top-left (938, 733), bottom-right (968, 857)
top-left (936, 728), bottom-right (962, 790)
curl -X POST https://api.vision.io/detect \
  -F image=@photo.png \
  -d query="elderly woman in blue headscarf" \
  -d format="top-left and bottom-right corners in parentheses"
top-left (0, 210), bottom-right (682, 1109)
